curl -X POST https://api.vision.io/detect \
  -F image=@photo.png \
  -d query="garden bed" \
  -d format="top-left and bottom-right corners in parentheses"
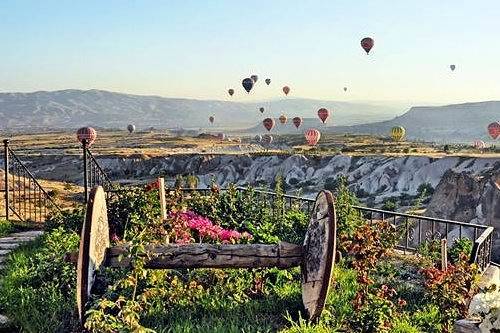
top-left (0, 179), bottom-right (488, 332)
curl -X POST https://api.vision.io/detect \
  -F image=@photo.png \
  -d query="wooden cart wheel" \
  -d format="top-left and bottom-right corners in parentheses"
top-left (76, 186), bottom-right (110, 324)
top-left (301, 190), bottom-right (337, 322)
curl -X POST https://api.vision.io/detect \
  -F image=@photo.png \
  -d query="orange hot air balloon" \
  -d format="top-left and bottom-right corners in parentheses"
top-left (279, 114), bottom-right (287, 124)
top-left (209, 116), bottom-right (214, 124)
top-left (228, 89), bottom-right (234, 96)
top-left (282, 86), bottom-right (290, 96)
top-left (304, 129), bottom-right (321, 146)
top-left (263, 118), bottom-right (275, 131)
top-left (487, 122), bottom-right (500, 139)
top-left (361, 37), bottom-right (374, 54)
top-left (76, 127), bottom-right (97, 146)
top-left (259, 107), bottom-right (265, 113)
top-left (317, 108), bottom-right (329, 123)
top-left (292, 117), bottom-right (302, 129)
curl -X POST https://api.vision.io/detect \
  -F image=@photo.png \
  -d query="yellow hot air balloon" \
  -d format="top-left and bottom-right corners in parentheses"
top-left (391, 126), bottom-right (406, 142)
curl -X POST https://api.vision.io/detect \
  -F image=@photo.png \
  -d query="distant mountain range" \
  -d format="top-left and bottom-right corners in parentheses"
top-left (0, 89), bottom-right (497, 143)
top-left (0, 89), bottom-right (400, 131)
top-left (331, 101), bottom-right (500, 143)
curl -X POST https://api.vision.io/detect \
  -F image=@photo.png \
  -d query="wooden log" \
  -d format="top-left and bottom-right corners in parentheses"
top-left (106, 242), bottom-right (303, 269)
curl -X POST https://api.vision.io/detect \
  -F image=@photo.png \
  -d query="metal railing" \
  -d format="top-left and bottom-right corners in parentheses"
top-left (2, 139), bottom-right (61, 223)
top-left (82, 141), bottom-right (113, 202)
top-left (176, 186), bottom-right (493, 271)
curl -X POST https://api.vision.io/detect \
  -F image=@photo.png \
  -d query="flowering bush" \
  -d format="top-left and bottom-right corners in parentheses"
top-left (468, 286), bottom-right (500, 333)
top-left (168, 210), bottom-right (253, 244)
top-left (421, 254), bottom-right (478, 332)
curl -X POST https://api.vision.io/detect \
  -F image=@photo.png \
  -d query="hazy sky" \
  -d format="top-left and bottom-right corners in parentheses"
top-left (1, 0), bottom-right (500, 104)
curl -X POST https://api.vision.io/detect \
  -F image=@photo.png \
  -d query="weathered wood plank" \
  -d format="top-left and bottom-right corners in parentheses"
top-left (106, 242), bottom-right (303, 269)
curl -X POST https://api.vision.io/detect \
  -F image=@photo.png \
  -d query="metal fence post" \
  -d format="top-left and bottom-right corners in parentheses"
top-left (3, 139), bottom-right (9, 220)
top-left (82, 139), bottom-right (88, 204)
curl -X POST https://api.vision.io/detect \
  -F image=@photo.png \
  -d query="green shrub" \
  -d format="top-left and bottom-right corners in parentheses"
top-left (45, 208), bottom-right (85, 233)
top-left (0, 219), bottom-right (13, 237)
top-left (0, 227), bottom-right (80, 332)
top-left (449, 238), bottom-right (473, 264)
top-left (382, 197), bottom-right (398, 212)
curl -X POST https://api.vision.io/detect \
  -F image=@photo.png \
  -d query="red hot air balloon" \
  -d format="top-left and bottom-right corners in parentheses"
top-left (250, 75), bottom-right (258, 83)
top-left (209, 116), bottom-right (214, 124)
top-left (265, 78), bottom-right (271, 85)
top-left (282, 86), bottom-right (290, 96)
top-left (317, 108), bottom-right (329, 123)
top-left (279, 114), bottom-right (287, 124)
top-left (228, 89), bottom-right (234, 96)
top-left (487, 122), bottom-right (500, 139)
top-left (242, 78), bottom-right (254, 93)
top-left (76, 127), bottom-right (97, 146)
top-left (263, 118), bottom-right (275, 132)
top-left (259, 107), bottom-right (265, 113)
top-left (361, 37), bottom-right (374, 54)
top-left (304, 129), bottom-right (321, 146)
top-left (262, 134), bottom-right (273, 144)
top-left (292, 117), bottom-right (302, 129)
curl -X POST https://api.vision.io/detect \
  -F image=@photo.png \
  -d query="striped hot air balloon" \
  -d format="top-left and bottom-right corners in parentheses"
top-left (304, 129), bottom-right (321, 146)
top-left (76, 127), bottom-right (97, 146)
top-left (282, 86), bottom-right (290, 96)
top-left (391, 126), bottom-right (406, 142)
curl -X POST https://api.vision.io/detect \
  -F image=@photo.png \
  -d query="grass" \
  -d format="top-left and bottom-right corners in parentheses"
top-left (0, 227), bottom-right (80, 333)
top-left (0, 220), bottom-right (13, 237)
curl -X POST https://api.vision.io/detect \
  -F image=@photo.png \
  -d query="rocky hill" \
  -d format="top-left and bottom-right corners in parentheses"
top-left (331, 101), bottom-right (500, 143)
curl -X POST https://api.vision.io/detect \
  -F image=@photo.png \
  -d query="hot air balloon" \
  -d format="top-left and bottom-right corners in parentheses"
top-left (473, 140), bottom-right (486, 150)
top-left (343, 87), bottom-right (348, 92)
top-left (209, 116), bottom-right (214, 124)
top-left (487, 122), bottom-right (500, 140)
top-left (217, 133), bottom-right (226, 141)
top-left (262, 134), bottom-right (273, 144)
top-left (292, 117), bottom-right (302, 129)
top-left (228, 89), bottom-right (234, 96)
top-left (265, 78), bottom-right (271, 85)
top-left (127, 124), bottom-right (135, 133)
top-left (242, 78), bottom-right (254, 93)
top-left (259, 107), bottom-right (265, 113)
top-left (450, 65), bottom-right (456, 71)
top-left (254, 134), bottom-right (262, 143)
top-left (304, 129), bottom-right (321, 146)
top-left (361, 37), bottom-right (374, 54)
top-left (263, 118), bottom-right (275, 132)
top-left (279, 114), bottom-right (287, 124)
top-left (77, 127), bottom-right (97, 146)
top-left (251, 75), bottom-right (258, 83)
top-left (391, 126), bottom-right (406, 142)
top-left (317, 108), bottom-right (329, 123)
top-left (282, 86), bottom-right (290, 96)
